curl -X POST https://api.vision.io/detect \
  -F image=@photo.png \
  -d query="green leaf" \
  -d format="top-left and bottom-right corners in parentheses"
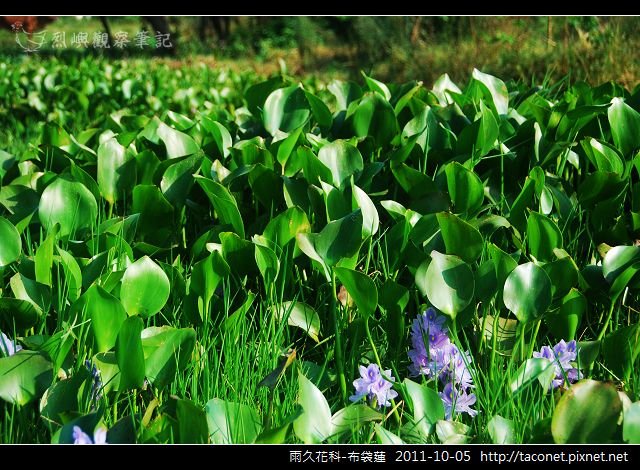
top-left (328, 80), bottom-right (362, 110)
top-left (422, 251), bottom-right (474, 319)
top-left (432, 73), bottom-right (462, 106)
top-left (39, 368), bottom-right (89, 425)
top-left (177, 399), bottom-right (209, 443)
top-left (263, 86), bottom-right (311, 136)
top-left (10, 273), bottom-right (49, 314)
top-left (582, 138), bottom-right (625, 174)
top-left (475, 260), bottom-right (498, 303)
top-left (623, 402), bottom-right (640, 443)
top-left (509, 176), bottom-right (537, 232)
top-left (317, 140), bottom-right (363, 189)
top-left (352, 92), bottom-right (398, 148)
top-left (578, 171), bottom-right (625, 209)
top-left (97, 136), bottom-right (136, 205)
top-left (602, 324), bottom-right (640, 382)
top-left (201, 117), bottom-right (232, 158)
top-left (156, 118), bottom-right (200, 158)
top-left (116, 316), bottom-right (145, 390)
top-left (379, 279), bottom-right (410, 350)
top-left (375, 424), bottom-right (405, 444)
top-left (263, 207), bottom-right (311, 249)
top-left (552, 379), bottom-right (622, 443)
top-left (56, 247), bottom-right (82, 301)
top-left (445, 162), bottom-right (484, 215)
top-left (437, 212), bottom-right (483, 263)
top-left (80, 285), bottom-right (127, 352)
top-left (404, 378), bottom-right (445, 437)
top-left (545, 289), bottom-right (586, 341)
top-left (602, 245), bottom-right (640, 284)
top-left (314, 210), bottom-right (363, 267)
top-left (352, 184), bottom-right (379, 238)
top-left (471, 68), bottom-right (509, 115)
top-left (334, 267), bottom-right (378, 320)
top-left (331, 405), bottom-right (383, 436)
top-left (361, 72), bottom-right (391, 101)
top-left (0, 351), bottom-right (53, 405)
top-left (0, 298), bottom-right (40, 331)
top-left (0, 217), bottom-right (21, 267)
top-left (38, 175), bottom-right (98, 238)
top-left (120, 256), bottom-right (171, 317)
top-left (488, 415), bottom-right (515, 444)
top-left (473, 101), bottom-right (499, 158)
top-left (527, 212), bottom-right (563, 262)
top-left (294, 372), bottom-right (332, 443)
top-left (489, 243), bottom-right (518, 297)
top-left (503, 262), bottom-right (552, 323)
top-left (160, 154), bottom-right (201, 206)
top-left (0, 149), bottom-right (16, 181)
top-left (35, 228), bottom-right (56, 287)
top-left (253, 235), bottom-right (280, 287)
top-left (274, 301), bottom-right (320, 342)
top-left (304, 90), bottom-right (332, 129)
top-left (219, 232), bottom-right (256, 277)
top-left (190, 251), bottom-right (230, 307)
top-left (510, 358), bottom-right (555, 393)
top-left (542, 256), bottom-right (578, 299)
top-left (436, 419), bottom-right (470, 444)
top-left (274, 127), bottom-right (303, 169)
top-left (195, 176), bottom-right (245, 239)
top-left (205, 398), bottom-right (262, 444)
top-left (141, 326), bottom-right (196, 388)
top-left (94, 352), bottom-right (120, 394)
top-left (608, 97), bottom-right (640, 157)
top-left (131, 184), bottom-right (174, 246)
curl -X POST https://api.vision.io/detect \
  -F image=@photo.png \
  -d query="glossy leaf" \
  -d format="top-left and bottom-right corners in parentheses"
top-left (39, 175), bottom-right (98, 238)
top-left (294, 372), bottom-right (332, 444)
top-left (120, 256), bottom-right (171, 317)
top-left (503, 262), bottom-right (552, 323)
top-left (421, 251), bottom-right (474, 319)
top-left (552, 380), bottom-right (622, 443)
top-left (0, 217), bottom-right (21, 267)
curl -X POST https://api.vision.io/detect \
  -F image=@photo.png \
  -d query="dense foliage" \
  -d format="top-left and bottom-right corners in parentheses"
top-left (1, 57), bottom-right (640, 443)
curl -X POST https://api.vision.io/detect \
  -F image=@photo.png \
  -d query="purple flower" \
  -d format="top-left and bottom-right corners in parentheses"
top-left (407, 309), bottom-right (478, 420)
top-left (73, 425), bottom-right (108, 444)
top-left (0, 332), bottom-right (21, 357)
top-left (533, 340), bottom-right (582, 389)
top-left (410, 308), bottom-right (449, 349)
top-left (439, 382), bottom-right (477, 419)
top-left (408, 309), bottom-right (451, 378)
top-left (437, 343), bottom-right (474, 390)
top-left (350, 364), bottom-right (398, 408)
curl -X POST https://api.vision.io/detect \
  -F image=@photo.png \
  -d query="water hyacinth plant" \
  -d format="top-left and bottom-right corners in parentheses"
top-left (408, 308), bottom-right (477, 419)
top-left (0, 55), bottom-right (638, 444)
top-left (350, 364), bottom-right (398, 409)
top-left (533, 340), bottom-right (583, 389)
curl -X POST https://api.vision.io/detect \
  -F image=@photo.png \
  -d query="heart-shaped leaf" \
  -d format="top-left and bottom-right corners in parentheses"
top-left (503, 262), bottom-right (552, 323)
top-left (120, 256), bottom-right (170, 317)
top-left (421, 251), bottom-right (474, 319)
top-left (552, 379), bottom-right (622, 443)
top-left (39, 175), bottom-right (98, 238)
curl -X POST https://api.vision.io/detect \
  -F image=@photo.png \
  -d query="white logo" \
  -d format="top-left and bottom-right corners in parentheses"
top-left (12, 22), bottom-right (47, 52)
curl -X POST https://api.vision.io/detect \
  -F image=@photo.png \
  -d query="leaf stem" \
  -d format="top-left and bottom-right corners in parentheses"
top-left (331, 271), bottom-right (347, 402)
